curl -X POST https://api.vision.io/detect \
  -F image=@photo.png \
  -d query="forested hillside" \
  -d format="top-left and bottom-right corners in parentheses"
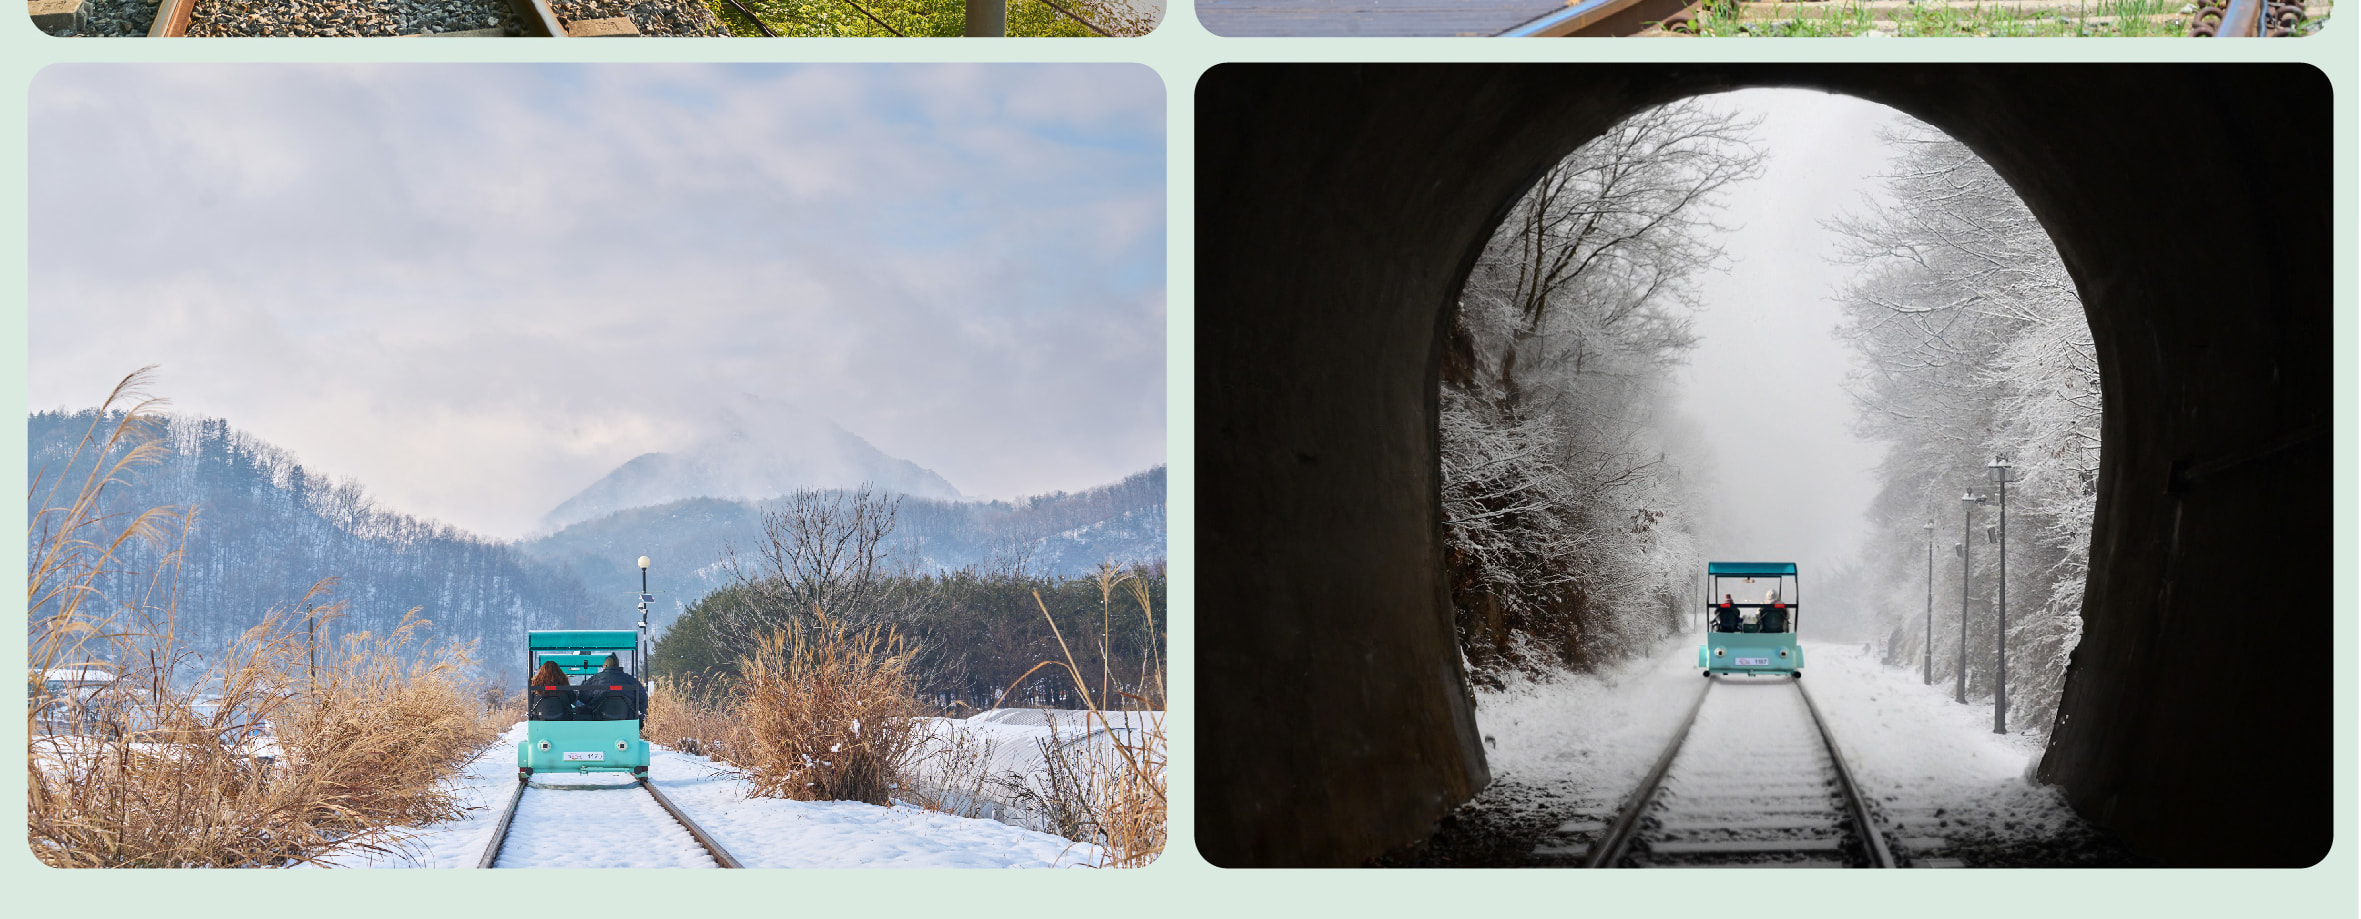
top-left (1440, 100), bottom-right (1762, 684)
top-left (520, 466), bottom-right (1166, 631)
top-left (1831, 123), bottom-right (2100, 736)
top-left (30, 411), bottom-right (1167, 688)
top-left (651, 566), bottom-right (1167, 711)
top-left (28, 410), bottom-right (600, 670)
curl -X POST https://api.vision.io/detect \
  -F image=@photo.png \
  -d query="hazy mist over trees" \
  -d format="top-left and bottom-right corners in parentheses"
top-left (1438, 101), bottom-right (2100, 728)
top-left (1830, 122), bottom-right (2100, 735)
top-left (1441, 100), bottom-right (1766, 685)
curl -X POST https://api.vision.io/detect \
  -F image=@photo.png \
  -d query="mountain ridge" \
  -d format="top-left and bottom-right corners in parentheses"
top-left (538, 397), bottom-right (963, 532)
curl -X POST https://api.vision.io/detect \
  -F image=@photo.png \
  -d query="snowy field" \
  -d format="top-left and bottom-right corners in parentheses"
top-left (1399, 632), bottom-right (2123, 866)
top-left (314, 722), bottom-right (1102, 869)
top-left (1800, 642), bottom-right (2115, 865)
top-left (903, 708), bottom-right (1162, 837)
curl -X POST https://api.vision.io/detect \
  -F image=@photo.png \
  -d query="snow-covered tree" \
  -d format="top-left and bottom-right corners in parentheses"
top-left (1442, 100), bottom-right (1763, 684)
top-left (1831, 123), bottom-right (2100, 734)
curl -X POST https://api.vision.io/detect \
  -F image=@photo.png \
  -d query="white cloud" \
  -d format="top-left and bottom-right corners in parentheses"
top-left (32, 64), bottom-right (1165, 538)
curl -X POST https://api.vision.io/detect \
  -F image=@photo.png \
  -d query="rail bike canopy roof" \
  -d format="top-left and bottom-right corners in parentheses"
top-left (1707, 562), bottom-right (1797, 577)
top-left (528, 630), bottom-right (639, 651)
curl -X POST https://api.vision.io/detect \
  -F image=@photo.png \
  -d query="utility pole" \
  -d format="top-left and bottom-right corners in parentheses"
top-left (636, 556), bottom-right (653, 681)
top-left (1922, 520), bottom-right (1936, 685)
top-left (1988, 457), bottom-right (2015, 735)
top-left (1958, 490), bottom-right (1987, 705)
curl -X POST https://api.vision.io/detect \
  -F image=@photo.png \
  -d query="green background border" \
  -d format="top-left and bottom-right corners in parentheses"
top-left (1, 11), bottom-right (2352, 917)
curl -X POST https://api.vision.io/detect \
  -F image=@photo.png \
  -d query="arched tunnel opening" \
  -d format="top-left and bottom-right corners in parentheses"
top-left (1196, 64), bottom-right (2331, 869)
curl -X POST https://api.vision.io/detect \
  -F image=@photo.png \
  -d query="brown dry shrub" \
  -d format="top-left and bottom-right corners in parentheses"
top-left (27, 369), bottom-right (503, 867)
top-left (981, 582), bottom-right (1166, 866)
top-left (1095, 707), bottom-right (1166, 868)
top-left (29, 600), bottom-right (502, 866)
top-left (271, 611), bottom-right (502, 834)
top-left (643, 676), bottom-right (742, 760)
top-left (898, 717), bottom-right (1004, 820)
top-left (730, 610), bottom-right (926, 805)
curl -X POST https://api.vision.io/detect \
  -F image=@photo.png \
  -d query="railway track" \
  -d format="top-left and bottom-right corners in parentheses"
top-left (1580, 677), bottom-right (1895, 868)
top-left (477, 773), bottom-right (743, 869)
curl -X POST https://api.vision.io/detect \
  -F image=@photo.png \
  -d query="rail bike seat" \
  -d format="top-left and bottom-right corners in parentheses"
top-left (529, 686), bottom-right (576, 721)
top-left (573, 674), bottom-right (645, 721)
top-left (577, 691), bottom-right (639, 721)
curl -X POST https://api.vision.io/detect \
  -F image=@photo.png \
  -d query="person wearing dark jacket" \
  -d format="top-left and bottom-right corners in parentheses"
top-left (572, 654), bottom-right (645, 721)
top-left (529, 661), bottom-right (575, 721)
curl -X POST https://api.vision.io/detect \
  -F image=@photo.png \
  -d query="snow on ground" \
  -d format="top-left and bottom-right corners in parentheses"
top-left (495, 771), bottom-right (716, 868)
top-left (651, 747), bottom-right (1100, 868)
top-left (1387, 631), bottom-right (2130, 866)
top-left (310, 722), bottom-right (533, 869)
top-left (921, 708), bottom-right (1158, 778)
top-left (315, 721), bottom-right (1099, 869)
top-left (1477, 634), bottom-right (1705, 798)
top-left (903, 709), bottom-right (1162, 838)
top-left (1800, 641), bottom-right (2120, 865)
top-left (1376, 635), bottom-right (1706, 865)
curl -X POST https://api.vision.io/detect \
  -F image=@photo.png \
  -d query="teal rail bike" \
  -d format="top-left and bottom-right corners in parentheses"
top-left (1699, 561), bottom-right (1803, 679)
top-left (518, 629), bottom-right (650, 780)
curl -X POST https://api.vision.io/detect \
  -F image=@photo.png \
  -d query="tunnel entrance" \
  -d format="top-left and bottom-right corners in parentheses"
top-left (1197, 64), bottom-right (2330, 868)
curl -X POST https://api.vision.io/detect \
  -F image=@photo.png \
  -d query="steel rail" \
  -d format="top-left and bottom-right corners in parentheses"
top-left (1796, 680), bottom-right (1897, 869)
top-left (475, 775), bottom-right (742, 868)
top-left (722, 0), bottom-right (780, 35)
top-left (1498, 0), bottom-right (1690, 35)
top-left (1587, 677), bottom-right (1896, 868)
top-left (2213, 0), bottom-right (2264, 33)
top-left (639, 777), bottom-right (745, 868)
top-left (1582, 678), bottom-right (1713, 868)
top-left (474, 778), bottom-right (531, 869)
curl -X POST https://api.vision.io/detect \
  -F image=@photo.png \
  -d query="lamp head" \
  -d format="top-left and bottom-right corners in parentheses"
top-left (1986, 455), bottom-right (2013, 484)
top-left (637, 556), bottom-right (651, 570)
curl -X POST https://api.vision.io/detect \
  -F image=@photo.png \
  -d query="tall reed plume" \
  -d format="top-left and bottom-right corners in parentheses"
top-left (27, 369), bottom-right (501, 867)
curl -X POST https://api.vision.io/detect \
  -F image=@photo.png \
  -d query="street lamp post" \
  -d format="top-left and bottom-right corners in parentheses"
top-left (1923, 520), bottom-right (1936, 685)
top-left (1987, 456), bottom-right (2015, 735)
top-left (1958, 490), bottom-right (1987, 705)
top-left (636, 556), bottom-right (653, 681)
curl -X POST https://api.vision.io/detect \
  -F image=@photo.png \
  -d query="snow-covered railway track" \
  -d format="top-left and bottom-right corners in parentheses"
top-left (1587, 678), bottom-right (1894, 868)
top-left (477, 774), bottom-right (742, 869)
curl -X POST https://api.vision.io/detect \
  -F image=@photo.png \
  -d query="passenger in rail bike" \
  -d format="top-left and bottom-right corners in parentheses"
top-left (574, 654), bottom-right (646, 721)
top-left (529, 660), bottom-right (575, 721)
top-left (1753, 588), bottom-right (1784, 632)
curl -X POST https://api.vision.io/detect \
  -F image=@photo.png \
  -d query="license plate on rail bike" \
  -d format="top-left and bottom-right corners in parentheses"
top-left (1734, 657), bottom-right (1771, 666)
top-left (563, 751), bottom-right (605, 761)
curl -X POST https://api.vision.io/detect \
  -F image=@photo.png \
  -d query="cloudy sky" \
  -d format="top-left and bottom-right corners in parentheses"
top-left (31, 64), bottom-right (1166, 539)
top-left (1670, 89), bottom-right (1912, 580)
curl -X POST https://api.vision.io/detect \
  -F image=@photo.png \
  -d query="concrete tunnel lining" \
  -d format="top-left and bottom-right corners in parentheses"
top-left (1195, 64), bottom-right (2331, 868)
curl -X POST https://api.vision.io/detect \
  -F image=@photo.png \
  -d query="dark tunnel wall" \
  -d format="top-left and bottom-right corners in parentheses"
top-left (1195, 64), bottom-right (2332, 868)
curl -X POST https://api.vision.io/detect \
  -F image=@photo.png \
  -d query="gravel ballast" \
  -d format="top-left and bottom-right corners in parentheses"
top-left (37, 0), bottom-right (159, 35)
top-left (183, 0), bottom-right (522, 34)
top-left (549, 0), bottom-right (724, 33)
